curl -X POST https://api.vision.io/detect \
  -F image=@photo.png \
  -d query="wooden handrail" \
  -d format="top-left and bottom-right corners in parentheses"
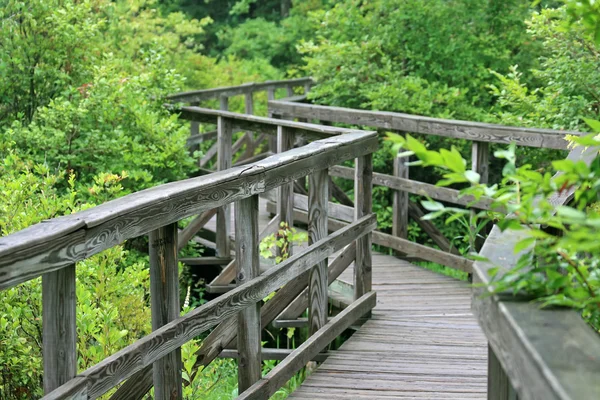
top-left (167, 77), bottom-right (313, 103)
top-left (268, 98), bottom-right (581, 150)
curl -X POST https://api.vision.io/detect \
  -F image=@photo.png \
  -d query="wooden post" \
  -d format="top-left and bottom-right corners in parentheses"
top-left (149, 223), bottom-right (182, 400)
top-left (286, 85), bottom-right (294, 98)
top-left (219, 95), bottom-right (229, 112)
top-left (190, 101), bottom-right (200, 164)
top-left (304, 82), bottom-right (311, 95)
top-left (277, 125), bottom-right (295, 257)
top-left (393, 153), bottom-right (409, 241)
top-left (354, 154), bottom-right (373, 300)
top-left (243, 92), bottom-right (255, 159)
top-left (267, 89), bottom-right (278, 150)
top-left (42, 265), bottom-right (77, 394)
top-left (471, 141), bottom-right (489, 254)
top-left (488, 344), bottom-right (518, 400)
top-left (217, 116), bottom-right (233, 257)
top-left (235, 195), bottom-right (261, 392)
top-left (308, 169), bottom-right (329, 335)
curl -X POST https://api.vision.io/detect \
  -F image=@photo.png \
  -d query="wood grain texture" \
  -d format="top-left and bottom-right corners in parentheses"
top-left (488, 345), bottom-right (518, 400)
top-left (330, 165), bottom-right (496, 211)
top-left (238, 292), bottom-right (377, 400)
top-left (43, 265), bottom-right (77, 394)
top-left (393, 154), bottom-right (409, 240)
top-left (167, 78), bottom-right (312, 103)
top-left (219, 348), bottom-right (328, 363)
top-left (308, 169), bottom-right (329, 335)
top-left (42, 214), bottom-right (376, 400)
top-left (268, 100), bottom-right (578, 149)
top-left (277, 125), bottom-right (295, 257)
top-left (354, 154), bottom-right (373, 300)
top-left (277, 243), bottom-right (356, 322)
top-left (149, 223), bottom-right (182, 400)
top-left (177, 208), bottom-right (217, 250)
top-left (235, 195), bottom-right (261, 392)
top-left (216, 116), bottom-right (233, 257)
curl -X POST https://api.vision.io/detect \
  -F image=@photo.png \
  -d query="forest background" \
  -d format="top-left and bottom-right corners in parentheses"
top-left (1, 0), bottom-right (599, 398)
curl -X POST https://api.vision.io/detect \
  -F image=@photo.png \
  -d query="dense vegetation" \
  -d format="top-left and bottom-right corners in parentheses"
top-left (1, 0), bottom-right (599, 398)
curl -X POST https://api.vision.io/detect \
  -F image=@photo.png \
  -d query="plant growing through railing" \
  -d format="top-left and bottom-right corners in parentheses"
top-left (260, 221), bottom-right (308, 264)
top-left (387, 128), bottom-right (600, 331)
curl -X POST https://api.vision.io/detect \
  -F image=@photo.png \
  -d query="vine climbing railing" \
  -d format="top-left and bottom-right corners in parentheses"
top-left (0, 98), bottom-right (377, 399)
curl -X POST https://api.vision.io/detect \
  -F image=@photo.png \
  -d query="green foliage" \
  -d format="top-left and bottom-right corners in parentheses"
top-left (390, 130), bottom-right (600, 332)
top-left (260, 222), bottom-right (308, 264)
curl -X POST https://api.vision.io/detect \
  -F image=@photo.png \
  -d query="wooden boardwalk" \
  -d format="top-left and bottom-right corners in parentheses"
top-left (205, 200), bottom-right (489, 399)
top-left (290, 255), bottom-right (488, 399)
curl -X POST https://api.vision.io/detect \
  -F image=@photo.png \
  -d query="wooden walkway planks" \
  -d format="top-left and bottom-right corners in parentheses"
top-left (202, 200), bottom-right (488, 399)
top-left (290, 257), bottom-right (488, 400)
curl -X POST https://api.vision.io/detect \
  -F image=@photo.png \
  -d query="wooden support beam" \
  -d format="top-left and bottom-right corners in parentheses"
top-left (219, 348), bottom-right (328, 363)
top-left (237, 292), bottom-right (377, 400)
top-left (277, 125), bottom-right (295, 256)
top-left (178, 257), bottom-right (231, 266)
top-left (329, 178), bottom-right (354, 208)
top-left (199, 142), bottom-right (218, 168)
top-left (393, 153), bottom-right (409, 241)
top-left (471, 141), bottom-right (490, 253)
top-left (408, 202), bottom-right (459, 255)
top-left (149, 223), bottom-right (182, 400)
top-left (177, 208), bottom-right (217, 250)
top-left (488, 344), bottom-right (518, 400)
top-left (354, 154), bottom-right (373, 300)
top-left (216, 116), bottom-right (233, 257)
top-left (276, 242), bottom-right (356, 322)
top-left (43, 265), bottom-right (77, 394)
top-left (235, 195), bottom-right (261, 392)
top-left (186, 130), bottom-right (217, 147)
top-left (308, 169), bottom-right (329, 335)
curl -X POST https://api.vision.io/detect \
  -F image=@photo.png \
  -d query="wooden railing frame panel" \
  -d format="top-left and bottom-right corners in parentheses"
top-left (41, 214), bottom-right (377, 400)
top-left (268, 99), bottom-right (578, 150)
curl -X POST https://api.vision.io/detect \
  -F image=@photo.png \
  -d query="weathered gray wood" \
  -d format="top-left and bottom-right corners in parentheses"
top-left (330, 177), bottom-right (354, 207)
top-left (268, 100), bottom-right (578, 149)
top-left (265, 201), bottom-right (473, 273)
top-left (233, 151), bottom-right (274, 167)
top-left (176, 105), bottom-right (359, 142)
top-left (189, 102), bottom-right (200, 149)
top-left (149, 223), bottom-right (181, 400)
top-left (354, 154), bottom-right (373, 299)
top-left (0, 130), bottom-right (378, 290)
top-left (393, 154), bottom-right (409, 242)
top-left (277, 243), bottom-right (356, 322)
top-left (471, 145), bottom-right (600, 400)
top-left (488, 345), bottom-right (517, 400)
top-left (186, 130), bottom-right (217, 147)
top-left (43, 265), bottom-right (77, 394)
top-left (277, 125), bottom-right (295, 257)
top-left (235, 195), bottom-right (261, 392)
top-left (220, 348), bottom-right (328, 362)
top-left (330, 165), bottom-right (496, 211)
top-left (216, 116), bottom-right (233, 257)
top-left (166, 78), bottom-right (312, 103)
top-left (177, 208), bottom-right (218, 250)
top-left (210, 214), bottom-right (280, 287)
top-left (41, 214), bottom-right (376, 400)
top-left (178, 257), bottom-right (231, 266)
top-left (219, 95), bottom-right (229, 112)
top-left (408, 202), bottom-right (459, 255)
top-left (199, 142), bottom-right (219, 168)
top-left (237, 291), bottom-right (377, 400)
top-left (286, 85), bottom-right (295, 97)
top-left (308, 169), bottom-right (329, 335)
top-left (471, 141), bottom-right (490, 252)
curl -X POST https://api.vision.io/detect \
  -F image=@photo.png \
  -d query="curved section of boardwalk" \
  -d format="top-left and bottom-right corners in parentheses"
top-left (290, 255), bottom-right (488, 399)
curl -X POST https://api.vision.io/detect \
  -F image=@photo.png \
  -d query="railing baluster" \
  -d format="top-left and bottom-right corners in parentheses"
top-left (277, 125), bottom-right (295, 256)
top-left (488, 344), bottom-right (518, 400)
top-left (354, 154), bottom-right (373, 300)
top-left (393, 152), bottom-right (409, 241)
top-left (286, 85), bottom-right (294, 97)
top-left (243, 92), bottom-right (255, 159)
top-left (42, 265), bottom-right (77, 394)
top-left (308, 169), bottom-right (329, 334)
top-left (217, 116), bottom-right (233, 257)
top-left (219, 95), bottom-right (229, 112)
top-left (235, 195), bottom-right (261, 392)
top-left (267, 88), bottom-right (277, 150)
top-left (149, 222), bottom-right (181, 400)
top-left (471, 141), bottom-right (490, 254)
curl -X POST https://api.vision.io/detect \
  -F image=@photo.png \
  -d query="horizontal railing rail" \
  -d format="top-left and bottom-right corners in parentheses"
top-left (0, 104), bottom-right (377, 399)
top-left (267, 97), bottom-right (587, 277)
top-left (472, 145), bottom-right (600, 400)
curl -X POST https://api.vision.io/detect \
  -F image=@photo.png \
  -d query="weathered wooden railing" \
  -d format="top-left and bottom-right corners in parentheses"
top-left (268, 98), bottom-right (580, 273)
top-left (0, 107), bottom-right (378, 399)
top-left (268, 95), bottom-right (600, 398)
top-left (167, 77), bottom-right (312, 171)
